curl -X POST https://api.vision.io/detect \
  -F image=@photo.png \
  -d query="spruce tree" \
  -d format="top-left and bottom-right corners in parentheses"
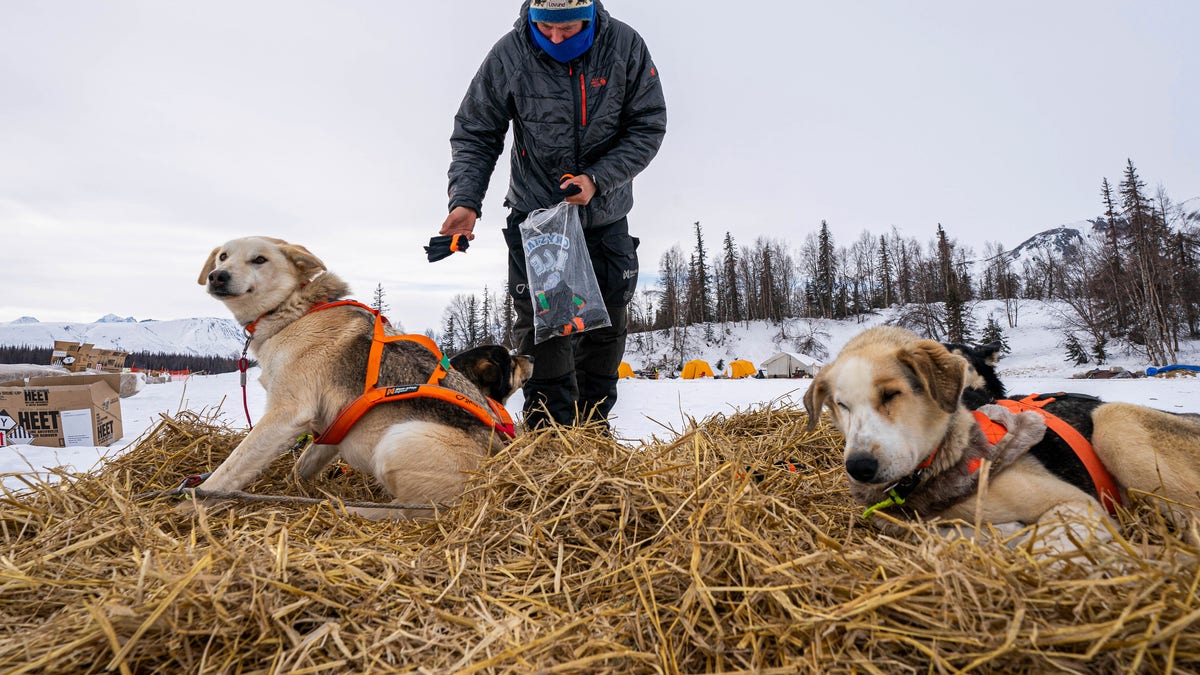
top-left (692, 222), bottom-right (714, 323)
top-left (720, 232), bottom-right (742, 323)
top-left (502, 290), bottom-right (516, 349)
top-left (442, 315), bottom-right (459, 354)
top-left (1091, 334), bottom-right (1109, 365)
top-left (815, 221), bottom-right (835, 319)
top-left (761, 245), bottom-right (779, 322)
top-left (877, 234), bottom-right (893, 308)
top-left (371, 283), bottom-right (390, 315)
top-left (1099, 177), bottom-right (1126, 330)
top-left (1063, 332), bottom-right (1089, 366)
top-left (981, 316), bottom-right (1010, 354)
top-left (1120, 159), bottom-right (1174, 363)
top-left (480, 286), bottom-right (493, 344)
top-left (937, 224), bottom-right (967, 343)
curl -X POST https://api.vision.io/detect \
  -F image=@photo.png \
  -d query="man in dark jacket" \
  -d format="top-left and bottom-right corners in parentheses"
top-left (438, 0), bottom-right (666, 429)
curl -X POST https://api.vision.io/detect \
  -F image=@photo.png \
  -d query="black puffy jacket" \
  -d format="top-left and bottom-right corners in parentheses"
top-left (447, 1), bottom-right (667, 228)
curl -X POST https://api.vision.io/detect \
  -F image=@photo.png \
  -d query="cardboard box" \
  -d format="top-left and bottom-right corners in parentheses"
top-left (50, 340), bottom-right (94, 372)
top-left (0, 374), bottom-right (123, 447)
top-left (49, 341), bottom-right (127, 373)
top-left (92, 348), bottom-right (129, 373)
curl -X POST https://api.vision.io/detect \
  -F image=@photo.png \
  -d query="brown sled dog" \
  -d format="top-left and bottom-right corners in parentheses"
top-left (804, 325), bottom-right (1200, 549)
top-left (197, 236), bottom-right (532, 518)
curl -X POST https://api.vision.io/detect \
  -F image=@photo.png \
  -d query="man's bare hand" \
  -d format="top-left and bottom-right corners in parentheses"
top-left (440, 206), bottom-right (478, 240)
top-left (561, 174), bottom-right (597, 206)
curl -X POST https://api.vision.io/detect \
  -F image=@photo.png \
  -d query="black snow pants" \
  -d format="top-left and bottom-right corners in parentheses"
top-left (504, 210), bottom-right (639, 429)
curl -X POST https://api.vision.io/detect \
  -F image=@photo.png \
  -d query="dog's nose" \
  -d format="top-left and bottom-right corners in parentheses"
top-left (208, 269), bottom-right (231, 286)
top-left (845, 454), bottom-right (879, 483)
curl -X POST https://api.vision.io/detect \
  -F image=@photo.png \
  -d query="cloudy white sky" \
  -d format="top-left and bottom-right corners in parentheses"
top-left (3, 1), bottom-right (1197, 334)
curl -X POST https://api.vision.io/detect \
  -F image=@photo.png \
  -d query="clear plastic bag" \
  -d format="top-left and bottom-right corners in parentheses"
top-left (519, 202), bottom-right (611, 344)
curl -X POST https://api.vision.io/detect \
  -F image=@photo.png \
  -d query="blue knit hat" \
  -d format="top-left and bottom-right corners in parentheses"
top-left (529, 0), bottom-right (595, 24)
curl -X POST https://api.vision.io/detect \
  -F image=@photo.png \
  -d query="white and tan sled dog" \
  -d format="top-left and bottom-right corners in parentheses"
top-left (196, 236), bottom-right (532, 518)
top-left (803, 325), bottom-right (1200, 548)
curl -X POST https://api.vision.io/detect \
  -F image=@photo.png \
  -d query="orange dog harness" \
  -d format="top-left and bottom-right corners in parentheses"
top-left (307, 301), bottom-right (515, 446)
top-left (973, 394), bottom-right (1121, 515)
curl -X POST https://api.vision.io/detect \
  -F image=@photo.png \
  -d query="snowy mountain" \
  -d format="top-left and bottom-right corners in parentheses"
top-left (0, 316), bottom-right (245, 357)
top-left (989, 195), bottom-right (1200, 271)
top-left (1184, 195), bottom-right (1200, 226)
top-left (1005, 222), bottom-right (1095, 263)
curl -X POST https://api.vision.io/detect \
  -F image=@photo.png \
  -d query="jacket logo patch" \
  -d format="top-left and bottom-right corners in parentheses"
top-left (590, 77), bottom-right (607, 88)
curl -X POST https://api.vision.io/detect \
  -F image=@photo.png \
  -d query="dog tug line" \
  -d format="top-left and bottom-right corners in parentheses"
top-left (862, 393), bottom-right (1122, 520)
top-left (241, 299), bottom-right (516, 444)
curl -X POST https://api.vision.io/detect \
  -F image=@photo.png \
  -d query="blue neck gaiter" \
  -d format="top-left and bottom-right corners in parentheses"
top-left (528, 15), bottom-right (595, 63)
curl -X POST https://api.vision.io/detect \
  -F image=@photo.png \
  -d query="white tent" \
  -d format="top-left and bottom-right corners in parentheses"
top-left (760, 351), bottom-right (823, 378)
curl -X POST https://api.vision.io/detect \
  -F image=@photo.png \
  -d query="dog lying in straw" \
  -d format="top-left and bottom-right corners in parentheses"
top-left (803, 325), bottom-right (1200, 549)
top-left (196, 236), bottom-right (532, 518)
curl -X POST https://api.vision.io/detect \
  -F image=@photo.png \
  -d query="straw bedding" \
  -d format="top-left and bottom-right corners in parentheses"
top-left (1, 406), bottom-right (1198, 673)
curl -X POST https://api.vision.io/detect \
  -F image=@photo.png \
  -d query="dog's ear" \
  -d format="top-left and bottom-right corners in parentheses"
top-left (803, 368), bottom-right (831, 431)
top-left (198, 247), bottom-right (220, 285)
top-left (899, 340), bottom-right (965, 414)
top-left (450, 348), bottom-right (507, 399)
top-left (280, 243), bottom-right (327, 277)
top-left (472, 360), bottom-right (502, 390)
top-left (979, 341), bottom-right (1003, 366)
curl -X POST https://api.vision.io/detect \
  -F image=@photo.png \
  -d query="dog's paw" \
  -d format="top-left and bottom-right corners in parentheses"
top-left (294, 443), bottom-right (340, 481)
top-left (1030, 519), bottom-right (1114, 555)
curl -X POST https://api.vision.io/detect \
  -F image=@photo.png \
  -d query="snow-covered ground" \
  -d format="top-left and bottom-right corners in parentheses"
top-left (4, 299), bottom-right (1199, 488)
top-left (3, 365), bottom-right (1198, 489)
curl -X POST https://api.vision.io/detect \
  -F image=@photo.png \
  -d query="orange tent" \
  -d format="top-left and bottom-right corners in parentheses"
top-left (618, 362), bottom-right (636, 379)
top-left (681, 360), bottom-right (714, 379)
top-left (727, 359), bottom-right (756, 379)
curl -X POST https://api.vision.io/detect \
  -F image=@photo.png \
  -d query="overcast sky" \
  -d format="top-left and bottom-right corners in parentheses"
top-left (3, 1), bottom-right (1197, 334)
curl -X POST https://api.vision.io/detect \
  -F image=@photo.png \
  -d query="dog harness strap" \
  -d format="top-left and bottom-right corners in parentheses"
top-left (301, 299), bottom-right (513, 445)
top-left (972, 410), bottom-right (1008, 445)
top-left (302, 300), bottom-right (387, 391)
top-left (361, 316), bottom-right (451, 391)
top-left (395, 333), bottom-right (451, 386)
top-left (366, 309), bottom-right (388, 391)
top-left (367, 330), bottom-right (451, 388)
top-left (305, 299), bottom-right (380, 316)
top-left (995, 395), bottom-right (1122, 515)
top-left (315, 385), bottom-right (515, 445)
top-left (303, 300), bottom-right (450, 391)
top-left (485, 398), bottom-right (517, 438)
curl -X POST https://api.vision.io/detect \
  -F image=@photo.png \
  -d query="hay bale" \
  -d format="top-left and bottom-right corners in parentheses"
top-left (1, 406), bottom-right (1197, 673)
